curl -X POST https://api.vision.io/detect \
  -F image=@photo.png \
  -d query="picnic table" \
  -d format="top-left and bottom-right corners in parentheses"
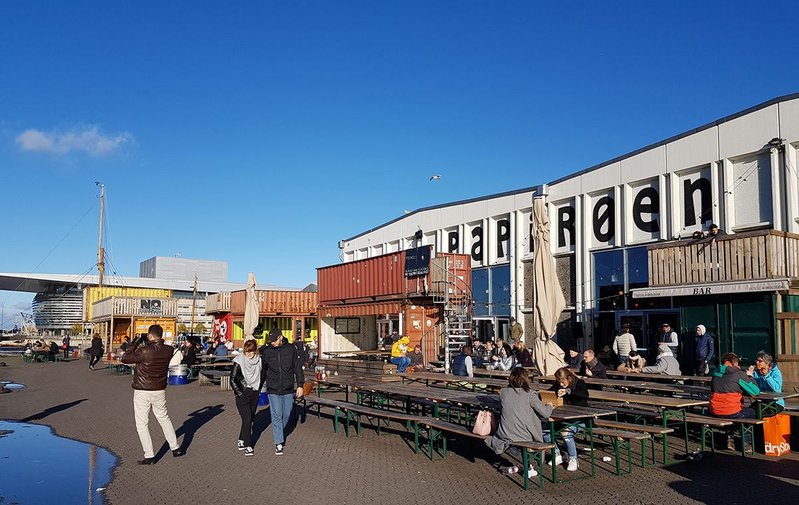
top-left (319, 376), bottom-right (614, 481)
top-left (198, 370), bottom-right (231, 391)
top-left (106, 359), bottom-right (131, 375)
top-left (398, 371), bottom-right (508, 391)
top-left (606, 370), bottom-right (711, 384)
top-left (472, 367), bottom-right (513, 378)
top-left (588, 388), bottom-right (708, 456)
top-left (323, 349), bottom-right (392, 360)
top-left (536, 375), bottom-right (693, 395)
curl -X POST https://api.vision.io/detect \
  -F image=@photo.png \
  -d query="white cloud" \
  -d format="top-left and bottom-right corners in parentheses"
top-left (15, 125), bottom-right (133, 156)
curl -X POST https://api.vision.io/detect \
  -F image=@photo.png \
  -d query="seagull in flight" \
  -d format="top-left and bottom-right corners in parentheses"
top-left (429, 174), bottom-right (442, 181)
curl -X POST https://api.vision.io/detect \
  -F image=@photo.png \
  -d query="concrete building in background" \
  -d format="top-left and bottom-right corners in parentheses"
top-left (139, 257), bottom-right (228, 283)
top-left (339, 93), bottom-right (799, 382)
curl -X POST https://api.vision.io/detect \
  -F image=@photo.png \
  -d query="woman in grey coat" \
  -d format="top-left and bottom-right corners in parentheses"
top-left (485, 368), bottom-right (554, 476)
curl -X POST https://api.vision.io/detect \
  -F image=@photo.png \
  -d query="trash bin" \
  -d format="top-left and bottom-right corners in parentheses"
top-left (168, 365), bottom-right (189, 385)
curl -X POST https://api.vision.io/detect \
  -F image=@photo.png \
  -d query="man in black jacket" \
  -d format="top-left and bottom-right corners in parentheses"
top-left (121, 324), bottom-right (183, 464)
top-left (262, 329), bottom-right (304, 455)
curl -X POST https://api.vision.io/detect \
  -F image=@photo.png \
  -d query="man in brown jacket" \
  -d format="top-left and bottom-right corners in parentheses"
top-left (121, 324), bottom-right (183, 464)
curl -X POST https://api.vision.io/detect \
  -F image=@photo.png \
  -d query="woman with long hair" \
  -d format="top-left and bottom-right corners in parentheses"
top-left (485, 367), bottom-right (553, 477)
top-left (545, 367), bottom-right (589, 472)
top-left (231, 340), bottom-right (266, 456)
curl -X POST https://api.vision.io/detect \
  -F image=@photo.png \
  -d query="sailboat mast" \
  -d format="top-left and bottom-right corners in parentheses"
top-left (96, 182), bottom-right (105, 288)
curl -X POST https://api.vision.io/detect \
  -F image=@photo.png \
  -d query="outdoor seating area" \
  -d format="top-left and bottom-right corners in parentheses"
top-left (301, 366), bottom-right (799, 490)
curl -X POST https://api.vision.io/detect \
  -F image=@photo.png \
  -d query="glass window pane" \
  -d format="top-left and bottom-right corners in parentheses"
top-left (594, 250), bottom-right (624, 311)
top-left (490, 264), bottom-right (511, 316)
top-left (472, 269), bottom-right (489, 317)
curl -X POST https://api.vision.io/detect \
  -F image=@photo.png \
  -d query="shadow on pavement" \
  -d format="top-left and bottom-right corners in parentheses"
top-left (155, 404), bottom-right (225, 459)
top-left (666, 452), bottom-right (799, 502)
top-left (250, 407), bottom-right (273, 448)
top-left (19, 399), bottom-right (88, 423)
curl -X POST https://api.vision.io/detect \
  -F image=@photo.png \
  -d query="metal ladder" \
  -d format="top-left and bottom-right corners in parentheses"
top-left (432, 257), bottom-right (472, 373)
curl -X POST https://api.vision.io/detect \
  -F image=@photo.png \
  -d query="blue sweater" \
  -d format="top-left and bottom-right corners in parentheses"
top-left (753, 364), bottom-right (784, 407)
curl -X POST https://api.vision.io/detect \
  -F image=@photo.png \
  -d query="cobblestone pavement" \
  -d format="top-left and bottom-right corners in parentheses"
top-left (2, 359), bottom-right (799, 505)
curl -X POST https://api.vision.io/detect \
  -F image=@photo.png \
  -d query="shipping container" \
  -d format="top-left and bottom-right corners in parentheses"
top-left (229, 290), bottom-right (318, 316)
top-left (317, 247), bottom-right (470, 304)
top-left (83, 286), bottom-right (172, 322)
top-left (403, 304), bottom-right (441, 365)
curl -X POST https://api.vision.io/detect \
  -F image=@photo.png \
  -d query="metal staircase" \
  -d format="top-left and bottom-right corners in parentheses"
top-left (431, 256), bottom-right (472, 373)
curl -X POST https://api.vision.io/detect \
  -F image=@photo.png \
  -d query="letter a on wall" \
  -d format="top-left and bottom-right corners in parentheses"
top-left (471, 226), bottom-right (483, 264)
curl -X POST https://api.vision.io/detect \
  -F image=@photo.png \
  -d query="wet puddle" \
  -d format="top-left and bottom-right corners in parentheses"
top-left (0, 421), bottom-right (118, 504)
top-left (1, 380), bottom-right (26, 392)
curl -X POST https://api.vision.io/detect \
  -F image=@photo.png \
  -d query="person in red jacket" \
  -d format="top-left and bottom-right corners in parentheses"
top-left (709, 352), bottom-right (760, 451)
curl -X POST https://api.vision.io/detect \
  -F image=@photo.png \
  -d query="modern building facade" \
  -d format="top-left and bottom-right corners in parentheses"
top-left (339, 93), bottom-right (799, 382)
top-left (139, 257), bottom-right (228, 283)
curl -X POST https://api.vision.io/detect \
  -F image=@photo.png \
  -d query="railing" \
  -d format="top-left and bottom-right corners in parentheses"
top-left (647, 230), bottom-right (799, 287)
top-left (92, 297), bottom-right (178, 319)
top-left (205, 292), bottom-right (231, 314)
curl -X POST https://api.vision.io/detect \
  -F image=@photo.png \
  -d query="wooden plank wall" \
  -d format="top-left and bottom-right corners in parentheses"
top-left (648, 231), bottom-right (799, 287)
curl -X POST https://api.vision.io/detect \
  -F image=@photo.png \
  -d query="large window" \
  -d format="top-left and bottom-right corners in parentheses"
top-left (472, 269), bottom-right (489, 317)
top-left (593, 246), bottom-right (669, 311)
top-left (594, 250), bottom-right (624, 311)
top-left (471, 265), bottom-right (511, 317)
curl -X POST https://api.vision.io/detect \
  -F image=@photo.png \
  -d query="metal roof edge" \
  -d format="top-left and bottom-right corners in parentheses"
top-left (341, 185), bottom-right (542, 243)
top-left (547, 92), bottom-right (799, 187)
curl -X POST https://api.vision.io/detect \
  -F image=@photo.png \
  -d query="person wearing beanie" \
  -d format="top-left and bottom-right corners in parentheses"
top-left (261, 327), bottom-right (304, 456)
top-left (694, 324), bottom-right (715, 376)
top-left (633, 343), bottom-right (681, 376)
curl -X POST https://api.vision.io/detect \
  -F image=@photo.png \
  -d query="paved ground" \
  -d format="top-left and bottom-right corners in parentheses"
top-left (2, 358), bottom-right (799, 505)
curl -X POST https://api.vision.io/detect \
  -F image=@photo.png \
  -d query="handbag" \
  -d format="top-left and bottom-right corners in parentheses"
top-left (472, 409), bottom-right (497, 436)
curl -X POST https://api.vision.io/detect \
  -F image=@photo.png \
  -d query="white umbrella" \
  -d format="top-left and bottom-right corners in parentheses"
top-left (243, 272), bottom-right (260, 341)
top-left (531, 198), bottom-right (567, 376)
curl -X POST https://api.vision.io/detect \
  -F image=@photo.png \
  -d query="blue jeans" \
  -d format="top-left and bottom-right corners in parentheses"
top-left (543, 424), bottom-right (583, 460)
top-left (390, 357), bottom-right (411, 373)
top-left (268, 393), bottom-right (295, 445)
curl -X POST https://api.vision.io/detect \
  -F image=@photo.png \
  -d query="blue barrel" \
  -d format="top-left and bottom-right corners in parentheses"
top-left (258, 392), bottom-right (269, 406)
top-left (168, 365), bottom-right (189, 385)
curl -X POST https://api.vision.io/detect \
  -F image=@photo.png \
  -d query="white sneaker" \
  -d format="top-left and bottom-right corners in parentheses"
top-left (237, 440), bottom-right (245, 450)
top-left (547, 453), bottom-right (563, 466)
top-left (526, 465), bottom-right (538, 477)
top-left (244, 447), bottom-right (254, 456)
top-left (566, 458), bottom-right (578, 472)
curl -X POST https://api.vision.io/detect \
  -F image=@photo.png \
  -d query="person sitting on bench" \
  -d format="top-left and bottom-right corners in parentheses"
top-left (579, 349), bottom-right (607, 378)
top-left (632, 344), bottom-right (681, 375)
top-left (451, 345), bottom-right (474, 377)
top-left (485, 367), bottom-right (554, 477)
top-left (390, 336), bottom-right (411, 373)
top-left (710, 352), bottom-right (760, 451)
top-left (748, 351), bottom-right (783, 411)
top-left (617, 351), bottom-right (646, 372)
top-left (544, 367), bottom-right (588, 472)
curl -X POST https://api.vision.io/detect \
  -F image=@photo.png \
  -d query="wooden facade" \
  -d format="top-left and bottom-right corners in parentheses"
top-left (647, 230), bottom-right (799, 287)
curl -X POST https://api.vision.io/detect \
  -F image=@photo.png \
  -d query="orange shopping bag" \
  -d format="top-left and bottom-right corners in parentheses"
top-left (763, 413), bottom-right (791, 457)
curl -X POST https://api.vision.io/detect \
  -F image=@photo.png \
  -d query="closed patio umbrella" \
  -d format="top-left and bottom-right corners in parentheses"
top-left (243, 272), bottom-right (260, 342)
top-left (531, 197), bottom-right (567, 376)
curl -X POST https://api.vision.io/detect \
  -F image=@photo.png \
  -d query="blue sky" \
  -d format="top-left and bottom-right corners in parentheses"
top-left (1, 1), bottom-right (797, 327)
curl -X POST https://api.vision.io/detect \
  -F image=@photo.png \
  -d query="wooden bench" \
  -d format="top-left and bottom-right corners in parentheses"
top-left (317, 358), bottom-right (397, 377)
top-left (417, 418), bottom-right (554, 490)
top-left (594, 419), bottom-right (674, 466)
top-left (681, 414), bottom-right (763, 456)
top-left (305, 397), bottom-right (422, 440)
top-left (590, 426), bottom-right (652, 475)
top-left (198, 370), bottom-right (231, 391)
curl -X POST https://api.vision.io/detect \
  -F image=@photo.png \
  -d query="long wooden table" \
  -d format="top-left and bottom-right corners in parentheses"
top-left (317, 376), bottom-right (614, 481)
top-left (399, 371), bottom-right (508, 391)
top-left (607, 370), bottom-right (711, 383)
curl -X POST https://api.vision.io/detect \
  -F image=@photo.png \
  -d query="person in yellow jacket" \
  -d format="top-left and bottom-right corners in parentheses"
top-left (390, 336), bottom-right (411, 373)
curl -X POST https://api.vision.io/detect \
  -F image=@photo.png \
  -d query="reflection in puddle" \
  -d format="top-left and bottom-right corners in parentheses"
top-left (1, 382), bottom-right (26, 391)
top-left (0, 421), bottom-right (118, 504)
